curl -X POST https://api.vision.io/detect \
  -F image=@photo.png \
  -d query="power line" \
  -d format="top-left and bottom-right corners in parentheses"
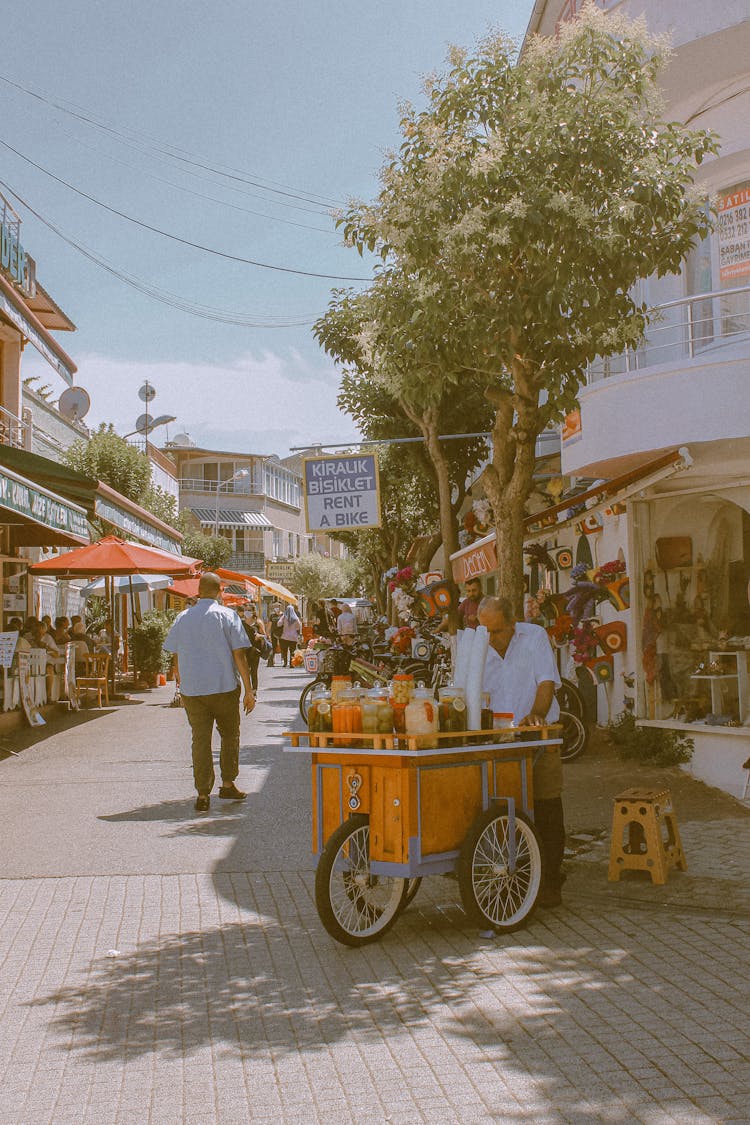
top-left (1, 180), bottom-right (318, 327)
top-left (0, 138), bottom-right (370, 282)
top-left (0, 72), bottom-right (345, 210)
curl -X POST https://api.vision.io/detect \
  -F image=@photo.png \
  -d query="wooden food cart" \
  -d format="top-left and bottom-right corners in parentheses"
top-left (284, 726), bottom-right (562, 946)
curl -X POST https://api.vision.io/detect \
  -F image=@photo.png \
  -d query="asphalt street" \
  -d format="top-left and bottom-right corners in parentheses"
top-left (0, 668), bottom-right (748, 1125)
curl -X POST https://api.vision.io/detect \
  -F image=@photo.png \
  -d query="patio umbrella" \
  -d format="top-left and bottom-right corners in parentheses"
top-left (30, 537), bottom-right (199, 695)
top-left (79, 574), bottom-right (173, 597)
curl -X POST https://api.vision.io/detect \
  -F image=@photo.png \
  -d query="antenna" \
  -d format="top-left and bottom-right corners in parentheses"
top-left (138, 381), bottom-right (156, 403)
top-left (58, 386), bottom-right (91, 421)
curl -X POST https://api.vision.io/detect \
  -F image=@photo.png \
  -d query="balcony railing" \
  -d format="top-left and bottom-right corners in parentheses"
top-left (587, 282), bottom-right (750, 383)
top-left (0, 405), bottom-right (29, 449)
top-left (179, 477), bottom-right (264, 496)
top-left (226, 553), bottom-right (266, 572)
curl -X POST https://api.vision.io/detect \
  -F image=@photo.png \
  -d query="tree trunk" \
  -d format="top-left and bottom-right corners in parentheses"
top-left (413, 531), bottom-right (443, 575)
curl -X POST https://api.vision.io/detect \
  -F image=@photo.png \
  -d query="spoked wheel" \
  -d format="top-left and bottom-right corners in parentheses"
top-left (315, 815), bottom-right (408, 946)
top-left (403, 877), bottom-right (423, 909)
top-left (458, 807), bottom-right (542, 933)
top-left (557, 677), bottom-right (584, 719)
top-left (559, 709), bottom-right (589, 762)
top-left (299, 677), bottom-right (327, 723)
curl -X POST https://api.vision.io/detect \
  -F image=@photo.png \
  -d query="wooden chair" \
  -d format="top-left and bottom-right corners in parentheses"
top-left (77, 653), bottom-right (110, 708)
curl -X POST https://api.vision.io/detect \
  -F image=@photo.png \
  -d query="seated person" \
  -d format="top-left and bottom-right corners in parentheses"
top-left (52, 616), bottom-right (71, 646)
top-left (336, 604), bottom-right (358, 639)
top-left (70, 621), bottom-right (92, 670)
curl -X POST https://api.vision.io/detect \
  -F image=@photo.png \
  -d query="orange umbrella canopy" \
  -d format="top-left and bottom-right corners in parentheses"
top-left (29, 536), bottom-right (199, 578)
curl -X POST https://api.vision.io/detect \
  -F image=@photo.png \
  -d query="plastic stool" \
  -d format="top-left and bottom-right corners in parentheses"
top-left (608, 787), bottom-right (687, 885)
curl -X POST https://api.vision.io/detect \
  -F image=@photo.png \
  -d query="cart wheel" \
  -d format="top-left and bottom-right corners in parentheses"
top-left (557, 677), bottom-right (584, 719)
top-left (403, 877), bottom-right (423, 909)
top-left (458, 807), bottom-right (542, 933)
top-left (559, 710), bottom-right (589, 762)
top-left (315, 815), bottom-right (408, 946)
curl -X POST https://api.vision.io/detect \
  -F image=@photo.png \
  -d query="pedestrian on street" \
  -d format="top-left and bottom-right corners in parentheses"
top-left (164, 572), bottom-right (255, 812)
top-left (478, 595), bottom-right (566, 908)
top-left (335, 602), bottom-right (358, 639)
top-left (241, 604), bottom-right (268, 691)
top-left (267, 602), bottom-right (283, 667)
top-left (279, 603), bottom-right (302, 667)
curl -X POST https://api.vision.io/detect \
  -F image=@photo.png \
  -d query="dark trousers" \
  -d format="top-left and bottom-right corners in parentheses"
top-left (247, 648), bottom-right (260, 690)
top-left (534, 797), bottom-right (566, 890)
top-left (279, 638), bottom-right (297, 666)
top-left (267, 634), bottom-right (281, 666)
top-left (182, 687), bottom-right (241, 795)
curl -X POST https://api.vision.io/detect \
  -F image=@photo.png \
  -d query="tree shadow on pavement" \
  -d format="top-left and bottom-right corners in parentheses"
top-left (0, 707), bottom-right (122, 761)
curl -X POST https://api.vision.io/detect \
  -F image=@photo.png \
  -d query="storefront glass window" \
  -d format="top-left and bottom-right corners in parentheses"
top-left (634, 492), bottom-right (750, 727)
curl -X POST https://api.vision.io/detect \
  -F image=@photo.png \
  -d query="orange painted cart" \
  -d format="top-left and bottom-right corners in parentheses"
top-left (284, 727), bottom-right (562, 946)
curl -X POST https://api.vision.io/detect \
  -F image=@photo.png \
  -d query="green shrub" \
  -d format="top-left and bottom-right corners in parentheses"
top-left (608, 711), bottom-right (693, 766)
top-left (129, 609), bottom-right (176, 677)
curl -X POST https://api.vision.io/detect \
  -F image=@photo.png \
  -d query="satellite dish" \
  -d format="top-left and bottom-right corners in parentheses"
top-left (138, 381), bottom-right (156, 403)
top-left (171, 432), bottom-right (193, 446)
top-left (136, 413), bottom-right (176, 434)
top-left (58, 386), bottom-right (91, 421)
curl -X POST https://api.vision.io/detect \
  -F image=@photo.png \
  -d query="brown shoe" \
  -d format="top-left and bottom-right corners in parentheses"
top-left (194, 794), bottom-right (210, 812)
top-left (219, 784), bottom-right (247, 800)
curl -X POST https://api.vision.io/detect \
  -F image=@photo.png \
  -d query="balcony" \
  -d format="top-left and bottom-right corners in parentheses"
top-left (0, 405), bottom-right (29, 450)
top-left (226, 552), bottom-right (265, 573)
top-left (179, 477), bottom-right (264, 496)
top-left (564, 283), bottom-right (750, 475)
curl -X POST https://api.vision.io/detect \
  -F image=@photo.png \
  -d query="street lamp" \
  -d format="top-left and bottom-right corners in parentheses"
top-left (214, 468), bottom-right (251, 539)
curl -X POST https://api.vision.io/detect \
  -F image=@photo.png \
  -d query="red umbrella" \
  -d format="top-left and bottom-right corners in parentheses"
top-left (29, 537), bottom-right (199, 695)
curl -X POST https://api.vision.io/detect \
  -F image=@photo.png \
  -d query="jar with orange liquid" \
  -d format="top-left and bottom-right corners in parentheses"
top-left (332, 688), bottom-right (363, 736)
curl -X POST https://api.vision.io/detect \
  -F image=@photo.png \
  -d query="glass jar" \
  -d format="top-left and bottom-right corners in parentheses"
top-left (390, 673), bottom-right (414, 707)
top-left (405, 686), bottom-right (438, 748)
top-left (438, 686), bottom-right (467, 734)
top-left (308, 685), bottom-right (333, 733)
top-left (493, 712), bottom-right (515, 729)
top-left (332, 687), bottom-right (362, 736)
top-left (331, 675), bottom-right (352, 706)
top-left (366, 687), bottom-right (394, 735)
top-left (480, 692), bottom-right (493, 732)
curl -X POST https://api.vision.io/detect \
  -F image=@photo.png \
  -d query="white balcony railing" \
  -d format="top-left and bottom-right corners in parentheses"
top-left (0, 405), bottom-right (29, 449)
top-left (179, 477), bottom-right (265, 496)
top-left (587, 282), bottom-right (750, 383)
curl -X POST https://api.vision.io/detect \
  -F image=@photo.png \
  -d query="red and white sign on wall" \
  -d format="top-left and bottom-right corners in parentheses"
top-left (451, 534), bottom-right (498, 584)
top-left (718, 184), bottom-right (750, 282)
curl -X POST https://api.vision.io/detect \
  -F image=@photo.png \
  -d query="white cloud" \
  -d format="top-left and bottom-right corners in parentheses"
top-left (62, 349), bottom-right (359, 454)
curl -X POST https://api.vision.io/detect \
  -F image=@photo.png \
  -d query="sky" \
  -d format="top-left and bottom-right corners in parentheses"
top-left (7, 0), bottom-right (535, 454)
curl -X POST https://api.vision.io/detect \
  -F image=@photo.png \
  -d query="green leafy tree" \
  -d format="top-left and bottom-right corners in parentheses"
top-left (338, 7), bottom-right (716, 612)
top-left (181, 531), bottom-right (231, 570)
top-left (64, 424), bottom-right (152, 502)
top-left (291, 553), bottom-right (351, 607)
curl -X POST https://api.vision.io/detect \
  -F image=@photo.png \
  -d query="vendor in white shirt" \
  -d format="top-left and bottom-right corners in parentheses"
top-left (479, 595), bottom-right (566, 909)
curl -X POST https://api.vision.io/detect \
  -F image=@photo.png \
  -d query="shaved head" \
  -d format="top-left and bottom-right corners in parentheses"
top-left (198, 572), bottom-right (222, 599)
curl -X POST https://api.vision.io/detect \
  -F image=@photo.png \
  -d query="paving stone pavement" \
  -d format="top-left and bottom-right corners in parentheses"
top-left (1, 669), bottom-right (749, 1125)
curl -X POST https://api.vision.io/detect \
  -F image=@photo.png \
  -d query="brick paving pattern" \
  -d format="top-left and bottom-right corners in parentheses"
top-left (0, 671), bottom-right (748, 1124)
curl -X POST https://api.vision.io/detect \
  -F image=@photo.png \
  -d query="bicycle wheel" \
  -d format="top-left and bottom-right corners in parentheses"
top-left (315, 815), bottom-right (409, 946)
top-left (299, 677), bottom-right (326, 723)
top-left (559, 709), bottom-right (589, 762)
top-left (458, 806), bottom-right (542, 932)
top-left (403, 877), bottom-right (423, 909)
top-left (557, 677), bottom-right (584, 718)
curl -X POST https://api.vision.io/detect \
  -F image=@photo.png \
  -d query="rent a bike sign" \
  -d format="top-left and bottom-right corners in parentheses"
top-left (302, 453), bottom-right (381, 532)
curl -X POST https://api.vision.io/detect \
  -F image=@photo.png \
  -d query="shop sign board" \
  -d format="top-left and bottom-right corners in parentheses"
top-left (0, 631), bottom-right (18, 668)
top-left (95, 496), bottom-right (181, 554)
top-left (0, 467), bottom-right (89, 540)
top-left (2, 594), bottom-right (26, 612)
top-left (718, 184), bottom-right (750, 282)
top-left (17, 651), bottom-right (45, 727)
top-left (451, 536), bottom-right (498, 584)
top-left (265, 560), bottom-right (295, 583)
top-left (302, 453), bottom-right (381, 532)
top-left (0, 207), bottom-right (36, 296)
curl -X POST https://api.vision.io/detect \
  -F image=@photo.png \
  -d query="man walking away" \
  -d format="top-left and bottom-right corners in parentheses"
top-left (164, 573), bottom-right (255, 812)
top-left (279, 603), bottom-right (302, 667)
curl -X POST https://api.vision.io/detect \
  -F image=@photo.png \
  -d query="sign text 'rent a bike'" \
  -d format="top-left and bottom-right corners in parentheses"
top-left (302, 453), bottom-right (381, 532)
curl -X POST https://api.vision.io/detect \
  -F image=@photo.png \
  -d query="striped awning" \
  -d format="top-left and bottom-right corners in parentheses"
top-left (189, 508), bottom-right (273, 530)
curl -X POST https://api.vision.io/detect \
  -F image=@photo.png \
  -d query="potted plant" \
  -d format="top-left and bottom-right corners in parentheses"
top-left (129, 610), bottom-right (175, 686)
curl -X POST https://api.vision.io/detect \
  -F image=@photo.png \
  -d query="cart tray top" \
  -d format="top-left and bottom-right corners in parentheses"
top-left (283, 729), bottom-right (562, 760)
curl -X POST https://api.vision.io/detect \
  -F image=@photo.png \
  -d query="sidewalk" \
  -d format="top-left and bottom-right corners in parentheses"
top-left (0, 670), bottom-right (748, 1124)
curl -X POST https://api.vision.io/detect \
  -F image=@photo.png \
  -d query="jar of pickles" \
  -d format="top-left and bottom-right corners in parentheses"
top-left (308, 685), bottom-right (333, 733)
top-left (330, 675), bottom-right (352, 705)
top-left (438, 686), bottom-right (467, 735)
top-left (481, 692), bottom-right (493, 732)
top-left (332, 687), bottom-right (363, 736)
top-left (390, 673), bottom-right (414, 707)
top-left (361, 688), bottom-right (394, 735)
top-left (405, 685), bottom-right (438, 748)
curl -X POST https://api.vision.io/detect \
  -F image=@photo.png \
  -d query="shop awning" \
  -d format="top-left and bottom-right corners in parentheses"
top-left (188, 508), bottom-right (273, 530)
top-left (0, 461), bottom-right (89, 547)
top-left (449, 447), bottom-right (693, 581)
top-left (95, 483), bottom-right (184, 554)
top-left (250, 576), bottom-right (298, 605)
top-left (0, 272), bottom-right (76, 385)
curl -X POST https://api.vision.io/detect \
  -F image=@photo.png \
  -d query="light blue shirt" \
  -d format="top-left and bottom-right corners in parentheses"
top-left (164, 599), bottom-right (250, 697)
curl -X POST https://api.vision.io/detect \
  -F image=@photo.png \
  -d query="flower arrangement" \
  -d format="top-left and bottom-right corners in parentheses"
top-left (592, 559), bottom-right (626, 585)
top-left (388, 565), bottom-right (420, 623)
top-left (390, 626), bottom-right (416, 654)
top-left (462, 498), bottom-right (493, 543)
top-left (572, 619), bottom-right (599, 664)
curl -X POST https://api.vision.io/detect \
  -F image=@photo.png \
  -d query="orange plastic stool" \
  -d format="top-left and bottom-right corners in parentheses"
top-left (608, 788), bottom-right (687, 885)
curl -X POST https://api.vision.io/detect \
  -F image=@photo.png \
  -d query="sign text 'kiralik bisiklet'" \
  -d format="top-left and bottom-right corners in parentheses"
top-left (302, 453), bottom-right (381, 532)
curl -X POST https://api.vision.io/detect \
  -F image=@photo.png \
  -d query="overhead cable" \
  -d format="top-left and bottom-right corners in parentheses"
top-left (0, 180), bottom-right (318, 327)
top-left (0, 138), bottom-right (370, 282)
top-left (0, 72), bottom-right (344, 209)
